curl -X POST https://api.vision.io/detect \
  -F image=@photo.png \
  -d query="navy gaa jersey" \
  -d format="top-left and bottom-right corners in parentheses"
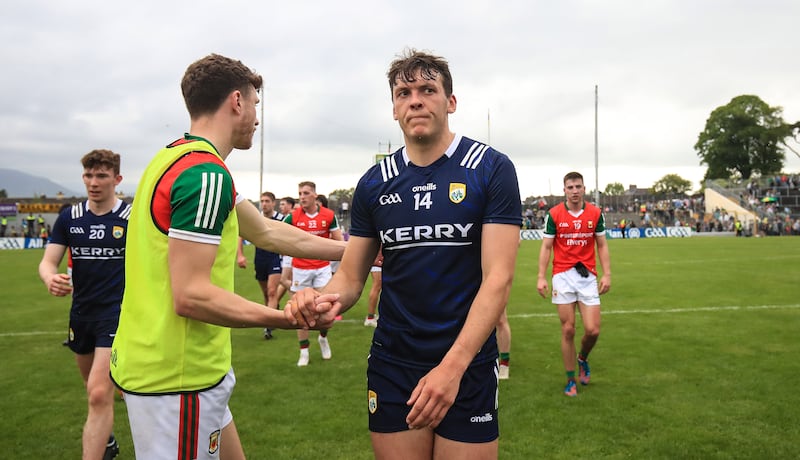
top-left (254, 210), bottom-right (285, 263)
top-left (49, 199), bottom-right (131, 320)
top-left (350, 134), bottom-right (522, 368)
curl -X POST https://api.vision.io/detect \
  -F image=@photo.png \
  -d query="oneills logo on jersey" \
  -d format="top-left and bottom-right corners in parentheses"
top-left (112, 226), bottom-right (124, 239)
top-left (449, 183), bottom-right (466, 204)
top-left (368, 390), bottom-right (378, 414)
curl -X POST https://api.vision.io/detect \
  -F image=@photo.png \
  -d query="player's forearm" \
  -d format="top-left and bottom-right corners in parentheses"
top-left (172, 282), bottom-right (293, 329)
top-left (320, 269), bottom-right (367, 314)
top-left (537, 251), bottom-right (551, 280)
top-left (441, 272), bottom-right (514, 373)
top-left (248, 220), bottom-right (345, 261)
top-left (598, 245), bottom-right (611, 276)
top-left (38, 244), bottom-right (66, 283)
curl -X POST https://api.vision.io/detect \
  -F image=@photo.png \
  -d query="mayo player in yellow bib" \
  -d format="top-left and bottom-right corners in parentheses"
top-left (110, 54), bottom-right (345, 459)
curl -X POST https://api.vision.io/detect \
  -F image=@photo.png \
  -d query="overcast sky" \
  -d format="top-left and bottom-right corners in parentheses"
top-left (2, 0), bottom-right (799, 201)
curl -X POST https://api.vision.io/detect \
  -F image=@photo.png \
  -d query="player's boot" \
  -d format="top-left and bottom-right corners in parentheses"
top-left (564, 380), bottom-right (577, 397)
top-left (498, 364), bottom-right (510, 380)
top-left (103, 434), bottom-right (120, 460)
top-left (297, 349), bottom-right (310, 367)
top-left (318, 335), bottom-right (332, 360)
top-left (364, 316), bottom-right (378, 327)
top-left (263, 328), bottom-right (273, 340)
top-left (578, 357), bottom-right (591, 385)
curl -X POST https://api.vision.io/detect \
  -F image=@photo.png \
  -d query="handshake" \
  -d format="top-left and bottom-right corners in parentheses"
top-left (284, 289), bottom-right (342, 330)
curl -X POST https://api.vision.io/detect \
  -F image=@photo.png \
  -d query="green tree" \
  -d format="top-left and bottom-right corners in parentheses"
top-left (0, 189), bottom-right (7, 199)
top-left (695, 95), bottom-right (797, 181)
top-left (652, 174), bottom-right (693, 195)
top-left (604, 182), bottom-right (625, 196)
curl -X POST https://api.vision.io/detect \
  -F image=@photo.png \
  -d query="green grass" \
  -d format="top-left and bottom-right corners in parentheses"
top-left (2, 236), bottom-right (799, 459)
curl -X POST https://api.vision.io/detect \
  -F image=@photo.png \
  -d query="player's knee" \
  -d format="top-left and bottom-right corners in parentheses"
top-left (86, 383), bottom-right (114, 408)
top-left (561, 324), bottom-right (576, 339)
top-left (585, 325), bottom-right (600, 338)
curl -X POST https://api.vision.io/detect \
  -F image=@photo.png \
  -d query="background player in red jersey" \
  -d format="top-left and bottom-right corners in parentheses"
top-left (537, 171), bottom-right (611, 397)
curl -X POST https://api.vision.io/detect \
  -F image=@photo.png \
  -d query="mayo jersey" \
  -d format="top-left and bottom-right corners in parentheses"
top-left (350, 134), bottom-right (522, 369)
top-left (49, 199), bottom-right (131, 320)
top-left (284, 206), bottom-right (338, 270)
top-left (543, 202), bottom-right (606, 275)
top-left (111, 135), bottom-right (238, 394)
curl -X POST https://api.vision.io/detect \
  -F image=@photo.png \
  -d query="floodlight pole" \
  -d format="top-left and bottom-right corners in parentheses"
top-left (259, 87), bottom-right (265, 196)
top-left (594, 85), bottom-right (600, 205)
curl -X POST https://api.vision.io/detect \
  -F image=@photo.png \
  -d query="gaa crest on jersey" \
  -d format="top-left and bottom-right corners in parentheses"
top-left (449, 183), bottom-right (466, 204)
top-left (208, 429), bottom-right (220, 454)
top-left (112, 226), bottom-right (124, 239)
top-left (368, 390), bottom-right (378, 414)
top-left (587, 220), bottom-right (594, 229)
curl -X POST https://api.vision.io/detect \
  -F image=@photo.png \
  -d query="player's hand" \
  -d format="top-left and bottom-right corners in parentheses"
top-left (284, 288), bottom-right (320, 329)
top-left (598, 274), bottom-right (611, 295)
top-left (46, 273), bottom-right (73, 297)
top-left (236, 255), bottom-right (247, 269)
top-left (536, 278), bottom-right (549, 299)
top-left (311, 294), bottom-right (341, 330)
top-left (405, 365), bottom-right (461, 430)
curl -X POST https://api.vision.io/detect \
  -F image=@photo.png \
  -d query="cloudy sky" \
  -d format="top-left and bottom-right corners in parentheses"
top-left (2, 0), bottom-right (799, 200)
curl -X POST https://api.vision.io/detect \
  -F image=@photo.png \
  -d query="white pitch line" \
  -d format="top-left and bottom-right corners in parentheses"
top-left (511, 303), bottom-right (800, 319)
top-left (2, 304), bottom-right (798, 337)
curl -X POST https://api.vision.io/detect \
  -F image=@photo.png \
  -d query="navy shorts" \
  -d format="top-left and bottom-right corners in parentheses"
top-left (254, 252), bottom-right (282, 281)
top-left (67, 317), bottom-right (119, 354)
top-left (367, 355), bottom-right (499, 443)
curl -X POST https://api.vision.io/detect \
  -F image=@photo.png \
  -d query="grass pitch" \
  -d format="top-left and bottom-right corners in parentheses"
top-left (2, 236), bottom-right (798, 459)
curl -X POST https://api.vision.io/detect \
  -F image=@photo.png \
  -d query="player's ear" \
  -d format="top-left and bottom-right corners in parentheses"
top-left (447, 94), bottom-right (457, 114)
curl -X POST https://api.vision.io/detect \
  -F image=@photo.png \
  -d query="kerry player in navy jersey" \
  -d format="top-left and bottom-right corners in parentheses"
top-left (287, 49), bottom-right (521, 459)
top-left (39, 149), bottom-right (129, 460)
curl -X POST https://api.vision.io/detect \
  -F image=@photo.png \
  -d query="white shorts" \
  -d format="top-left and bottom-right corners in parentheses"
top-left (124, 368), bottom-right (236, 459)
top-left (370, 265), bottom-right (382, 273)
top-left (291, 266), bottom-right (332, 292)
top-left (281, 255), bottom-right (293, 269)
top-left (551, 267), bottom-right (601, 306)
top-left (330, 260), bottom-right (340, 273)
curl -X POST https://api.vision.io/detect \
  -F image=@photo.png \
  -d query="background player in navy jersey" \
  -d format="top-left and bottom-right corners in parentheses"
top-left (39, 149), bottom-right (128, 460)
top-left (537, 171), bottom-right (611, 397)
top-left (287, 49), bottom-right (522, 459)
top-left (254, 191), bottom-right (286, 339)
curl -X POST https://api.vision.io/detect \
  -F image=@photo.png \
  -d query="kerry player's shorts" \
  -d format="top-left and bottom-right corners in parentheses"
top-left (254, 252), bottom-right (282, 281)
top-left (367, 355), bottom-right (499, 443)
top-left (67, 316), bottom-right (119, 354)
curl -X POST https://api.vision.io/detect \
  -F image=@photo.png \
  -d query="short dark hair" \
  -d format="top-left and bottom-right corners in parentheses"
top-left (81, 149), bottom-right (121, 175)
top-left (298, 181), bottom-right (317, 191)
top-left (563, 171), bottom-right (584, 185)
top-left (316, 194), bottom-right (328, 208)
top-left (387, 48), bottom-right (453, 99)
top-left (260, 191), bottom-right (276, 201)
top-left (281, 196), bottom-right (296, 207)
top-left (181, 54), bottom-right (263, 118)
